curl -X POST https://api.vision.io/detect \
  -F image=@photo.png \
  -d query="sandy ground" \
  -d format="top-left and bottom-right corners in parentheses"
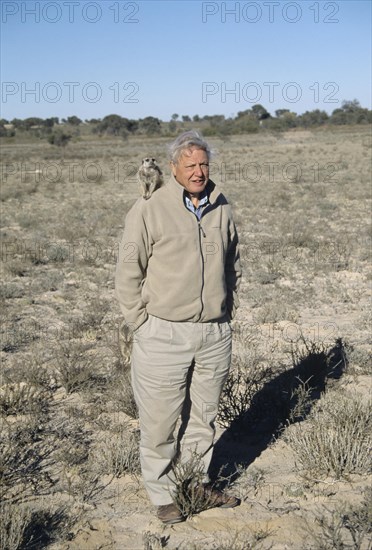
top-left (1, 127), bottom-right (371, 549)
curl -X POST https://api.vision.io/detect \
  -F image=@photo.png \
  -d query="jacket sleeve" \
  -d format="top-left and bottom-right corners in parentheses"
top-left (225, 215), bottom-right (242, 321)
top-left (115, 201), bottom-right (152, 331)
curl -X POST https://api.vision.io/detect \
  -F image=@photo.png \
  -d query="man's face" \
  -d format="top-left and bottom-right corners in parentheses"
top-left (171, 147), bottom-right (209, 196)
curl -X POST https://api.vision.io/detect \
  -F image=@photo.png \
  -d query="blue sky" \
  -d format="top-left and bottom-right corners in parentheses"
top-left (1, 1), bottom-right (371, 121)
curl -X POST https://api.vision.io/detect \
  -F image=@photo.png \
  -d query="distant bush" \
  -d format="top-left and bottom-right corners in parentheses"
top-left (48, 130), bottom-right (72, 147)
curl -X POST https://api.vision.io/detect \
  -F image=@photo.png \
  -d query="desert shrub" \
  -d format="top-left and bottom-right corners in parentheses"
top-left (70, 297), bottom-right (111, 335)
top-left (47, 130), bottom-right (72, 147)
top-left (232, 465), bottom-right (266, 503)
top-left (306, 487), bottom-right (372, 549)
top-left (55, 420), bottom-right (100, 503)
top-left (92, 426), bottom-right (140, 477)
top-left (171, 451), bottom-right (214, 517)
top-left (218, 324), bottom-right (277, 431)
top-left (111, 369), bottom-right (138, 419)
top-left (0, 282), bottom-right (25, 301)
top-left (53, 340), bottom-right (96, 394)
top-left (0, 421), bottom-right (54, 504)
top-left (287, 377), bottom-right (314, 424)
top-left (54, 421), bottom-right (90, 468)
top-left (0, 502), bottom-right (31, 550)
top-left (3, 259), bottom-right (31, 277)
top-left (171, 451), bottom-right (236, 519)
top-left (59, 465), bottom-right (102, 504)
top-left (0, 382), bottom-right (50, 416)
top-left (218, 356), bottom-right (274, 429)
top-left (283, 391), bottom-right (371, 479)
top-left (343, 343), bottom-right (371, 375)
top-left (142, 531), bottom-right (169, 550)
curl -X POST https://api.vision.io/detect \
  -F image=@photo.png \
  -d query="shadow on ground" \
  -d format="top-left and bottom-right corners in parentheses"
top-left (21, 508), bottom-right (74, 549)
top-left (209, 338), bottom-right (348, 484)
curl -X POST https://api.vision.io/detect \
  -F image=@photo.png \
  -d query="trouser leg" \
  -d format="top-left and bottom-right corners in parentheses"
top-left (130, 315), bottom-right (232, 505)
top-left (130, 315), bottom-right (194, 505)
top-left (179, 320), bottom-right (232, 478)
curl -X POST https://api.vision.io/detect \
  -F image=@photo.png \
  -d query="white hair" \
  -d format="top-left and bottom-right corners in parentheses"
top-left (167, 130), bottom-right (213, 164)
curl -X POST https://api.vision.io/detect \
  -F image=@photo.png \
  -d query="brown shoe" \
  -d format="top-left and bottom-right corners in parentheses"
top-left (157, 503), bottom-right (185, 525)
top-left (196, 484), bottom-right (241, 509)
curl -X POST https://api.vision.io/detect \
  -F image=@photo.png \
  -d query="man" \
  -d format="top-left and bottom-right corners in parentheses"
top-left (115, 131), bottom-right (241, 524)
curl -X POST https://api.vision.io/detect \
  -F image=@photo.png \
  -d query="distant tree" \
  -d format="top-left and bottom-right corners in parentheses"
top-left (341, 99), bottom-right (361, 112)
top-left (171, 114), bottom-right (179, 121)
top-left (120, 128), bottom-right (129, 141)
top-left (329, 108), bottom-right (347, 125)
top-left (11, 118), bottom-right (26, 130)
top-left (67, 116), bottom-right (82, 126)
top-left (234, 111), bottom-right (259, 134)
top-left (96, 114), bottom-right (126, 135)
top-left (275, 109), bottom-right (290, 118)
top-left (330, 99), bottom-right (371, 125)
top-left (279, 111), bottom-right (297, 128)
top-left (202, 114), bottom-right (225, 125)
top-left (182, 115), bottom-right (191, 122)
top-left (298, 109), bottom-right (329, 127)
top-left (202, 114), bottom-right (233, 137)
top-left (44, 117), bottom-right (58, 128)
top-left (48, 130), bottom-right (72, 147)
top-left (95, 114), bottom-right (138, 136)
top-left (251, 104), bottom-right (271, 120)
top-left (168, 120), bottom-right (177, 134)
top-left (126, 119), bottom-right (139, 133)
top-left (140, 116), bottom-right (161, 136)
top-left (86, 118), bottom-right (101, 124)
top-left (0, 124), bottom-right (15, 138)
top-left (216, 118), bottom-right (235, 137)
top-left (23, 117), bottom-right (44, 130)
top-left (266, 111), bottom-right (297, 130)
top-left (193, 115), bottom-right (200, 122)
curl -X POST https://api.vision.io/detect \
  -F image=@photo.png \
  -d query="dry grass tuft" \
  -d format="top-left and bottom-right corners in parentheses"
top-left (283, 391), bottom-right (371, 479)
top-left (0, 420), bottom-right (55, 505)
top-left (0, 502), bottom-right (32, 550)
top-left (218, 353), bottom-right (274, 430)
top-left (305, 487), bottom-right (372, 549)
top-left (171, 451), bottom-right (237, 519)
top-left (53, 340), bottom-right (97, 394)
top-left (91, 425), bottom-right (141, 478)
top-left (0, 381), bottom-right (50, 416)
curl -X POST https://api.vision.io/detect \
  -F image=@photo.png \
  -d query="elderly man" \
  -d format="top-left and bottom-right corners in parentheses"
top-left (115, 130), bottom-right (241, 524)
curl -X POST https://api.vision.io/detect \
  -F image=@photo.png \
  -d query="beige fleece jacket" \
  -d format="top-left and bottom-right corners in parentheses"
top-left (115, 174), bottom-right (241, 331)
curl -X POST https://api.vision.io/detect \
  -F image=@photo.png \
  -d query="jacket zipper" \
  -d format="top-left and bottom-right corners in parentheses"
top-left (197, 220), bottom-right (205, 320)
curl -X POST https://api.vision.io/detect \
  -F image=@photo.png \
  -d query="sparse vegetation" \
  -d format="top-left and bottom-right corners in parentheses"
top-left (217, 349), bottom-right (275, 430)
top-left (4, 100), bottom-right (371, 142)
top-left (0, 127), bottom-right (370, 548)
top-left (0, 503), bottom-right (32, 550)
top-left (92, 425), bottom-right (141, 478)
top-left (171, 452), bottom-right (215, 517)
top-left (305, 487), bottom-right (372, 549)
top-left (283, 390), bottom-right (371, 479)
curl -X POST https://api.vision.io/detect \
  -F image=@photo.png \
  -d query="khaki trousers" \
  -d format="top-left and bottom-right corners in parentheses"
top-left (131, 314), bottom-right (232, 505)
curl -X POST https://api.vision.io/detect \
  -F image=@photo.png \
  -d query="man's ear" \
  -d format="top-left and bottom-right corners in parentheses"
top-left (170, 161), bottom-right (177, 177)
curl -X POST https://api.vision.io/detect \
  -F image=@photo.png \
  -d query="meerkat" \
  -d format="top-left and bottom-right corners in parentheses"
top-left (137, 157), bottom-right (164, 199)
